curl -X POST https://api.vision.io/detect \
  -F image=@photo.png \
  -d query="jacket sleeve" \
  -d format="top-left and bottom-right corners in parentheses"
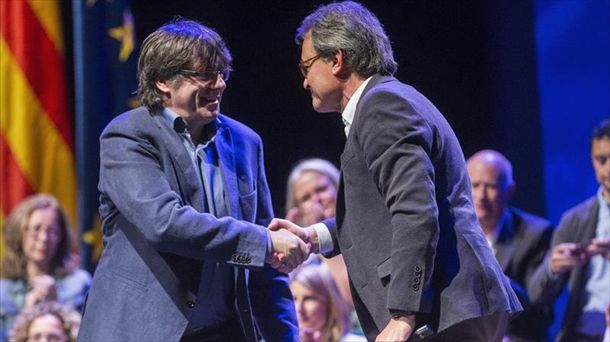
top-left (98, 120), bottom-right (268, 267)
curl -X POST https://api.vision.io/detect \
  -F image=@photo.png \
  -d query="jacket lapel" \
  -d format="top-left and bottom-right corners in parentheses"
top-left (151, 113), bottom-right (206, 212)
top-left (215, 122), bottom-right (242, 220)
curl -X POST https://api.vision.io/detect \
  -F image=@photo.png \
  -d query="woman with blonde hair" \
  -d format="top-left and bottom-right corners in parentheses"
top-left (290, 264), bottom-right (365, 342)
top-left (0, 194), bottom-right (90, 341)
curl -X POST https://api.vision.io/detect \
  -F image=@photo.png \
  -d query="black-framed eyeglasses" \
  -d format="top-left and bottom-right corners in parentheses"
top-left (179, 69), bottom-right (231, 83)
top-left (298, 55), bottom-right (321, 78)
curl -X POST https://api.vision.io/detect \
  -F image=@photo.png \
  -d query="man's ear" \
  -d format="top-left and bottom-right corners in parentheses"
top-left (331, 49), bottom-right (348, 77)
top-left (155, 80), bottom-right (171, 94)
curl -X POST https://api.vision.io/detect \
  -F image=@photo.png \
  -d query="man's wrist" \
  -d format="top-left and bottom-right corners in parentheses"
top-left (391, 311), bottom-right (416, 319)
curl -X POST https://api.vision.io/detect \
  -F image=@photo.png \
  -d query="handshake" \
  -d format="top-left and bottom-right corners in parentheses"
top-left (265, 219), bottom-right (320, 273)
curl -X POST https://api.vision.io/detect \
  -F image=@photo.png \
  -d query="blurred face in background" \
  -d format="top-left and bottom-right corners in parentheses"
top-left (467, 160), bottom-right (512, 228)
top-left (290, 280), bottom-right (328, 333)
top-left (592, 137), bottom-right (610, 199)
top-left (22, 208), bottom-right (62, 269)
top-left (293, 171), bottom-right (337, 222)
top-left (27, 314), bottom-right (67, 342)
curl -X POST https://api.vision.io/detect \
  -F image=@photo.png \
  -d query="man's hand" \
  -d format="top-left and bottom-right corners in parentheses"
top-left (586, 238), bottom-right (610, 259)
top-left (549, 243), bottom-right (588, 275)
top-left (376, 314), bottom-right (415, 342)
top-left (267, 228), bottom-right (309, 273)
top-left (268, 218), bottom-right (320, 254)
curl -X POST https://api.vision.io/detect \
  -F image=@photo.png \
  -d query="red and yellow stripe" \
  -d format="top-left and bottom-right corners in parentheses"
top-left (1, 0), bottom-right (77, 252)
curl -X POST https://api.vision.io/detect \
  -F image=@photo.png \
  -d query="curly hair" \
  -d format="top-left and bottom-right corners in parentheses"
top-left (9, 302), bottom-right (80, 342)
top-left (1, 194), bottom-right (75, 280)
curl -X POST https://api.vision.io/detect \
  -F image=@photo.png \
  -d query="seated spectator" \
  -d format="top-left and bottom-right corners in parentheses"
top-left (285, 159), bottom-right (350, 299)
top-left (528, 119), bottom-right (610, 341)
top-left (285, 159), bottom-right (362, 335)
top-left (290, 264), bottom-right (365, 342)
top-left (0, 194), bottom-right (91, 341)
top-left (467, 149), bottom-right (553, 341)
top-left (9, 301), bottom-right (80, 342)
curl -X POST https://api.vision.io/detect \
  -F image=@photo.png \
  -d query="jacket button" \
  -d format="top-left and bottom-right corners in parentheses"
top-left (186, 301), bottom-right (195, 308)
top-left (414, 266), bottom-right (422, 273)
top-left (412, 284), bottom-right (420, 291)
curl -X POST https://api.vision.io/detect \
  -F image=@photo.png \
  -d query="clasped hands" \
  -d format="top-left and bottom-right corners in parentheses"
top-left (265, 218), bottom-right (319, 273)
top-left (550, 238), bottom-right (610, 275)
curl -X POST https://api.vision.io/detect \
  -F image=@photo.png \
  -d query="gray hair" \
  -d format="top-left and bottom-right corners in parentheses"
top-left (285, 158), bottom-right (340, 213)
top-left (137, 18), bottom-right (232, 112)
top-left (295, 1), bottom-right (398, 77)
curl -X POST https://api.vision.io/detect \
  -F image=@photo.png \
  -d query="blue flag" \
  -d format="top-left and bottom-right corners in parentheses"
top-left (73, 0), bottom-right (138, 272)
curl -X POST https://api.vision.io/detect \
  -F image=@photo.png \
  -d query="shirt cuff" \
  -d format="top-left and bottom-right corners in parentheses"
top-left (312, 222), bottom-right (333, 255)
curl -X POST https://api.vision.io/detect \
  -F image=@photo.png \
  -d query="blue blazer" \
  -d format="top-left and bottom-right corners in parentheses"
top-left (323, 75), bottom-right (522, 340)
top-left (78, 107), bottom-right (297, 341)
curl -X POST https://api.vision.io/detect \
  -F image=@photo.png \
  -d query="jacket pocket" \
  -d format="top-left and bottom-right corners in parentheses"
top-left (238, 190), bottom-right (257, 222)
top-left (377, 256), bottom-right (392, 287)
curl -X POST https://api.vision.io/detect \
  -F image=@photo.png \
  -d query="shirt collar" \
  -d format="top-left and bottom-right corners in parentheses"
top-left (341, 76), bottom-right (373, 137)
top-left (486, 208), bottom-right (510, 246)
top-left (161, 107), bottom-right (221, 145)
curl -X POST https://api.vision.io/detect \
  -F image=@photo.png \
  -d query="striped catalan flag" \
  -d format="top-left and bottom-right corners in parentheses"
top-left (0, 0), bottom-right (77, 255)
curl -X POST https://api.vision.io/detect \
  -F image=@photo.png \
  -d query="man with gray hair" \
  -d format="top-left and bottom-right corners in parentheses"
top-left (467, 149), bottom-right (553, 341)
top-left (270, 2), bottom-right (522, 341)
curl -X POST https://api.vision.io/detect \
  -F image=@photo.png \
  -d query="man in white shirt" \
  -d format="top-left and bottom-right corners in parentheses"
top-left (270, 2), bottom-right (522, 341)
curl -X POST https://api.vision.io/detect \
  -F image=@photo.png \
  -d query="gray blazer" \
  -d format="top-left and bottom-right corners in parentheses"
top-left (527, 197), bottom-right (600, 342)
top-left (78, 107), bottom-right (297, 341)
top-left (324, 75), bottom-right (522, 340)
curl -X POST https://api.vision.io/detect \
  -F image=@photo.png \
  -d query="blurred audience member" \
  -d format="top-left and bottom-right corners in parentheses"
top-left (9, 301), bottom-right (80, 342)
top-left (467, 149), bottom-right (553, 341)
top-left (285, 159), bottom-right (350, 299)
top-left (290, 264), bottom-right (365, 342)
top-left (528, 119), bottom-right (610, 342)
top-left (0, 194), bottom-right (90, 341)
top-left (285, 159), bottom-right (363, 333)
top-left (286, 158), bottom-right (340, 227)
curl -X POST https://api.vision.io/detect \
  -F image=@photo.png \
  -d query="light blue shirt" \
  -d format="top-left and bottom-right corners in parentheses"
top-left (577, 187), bottom-right (610, 336)
top-left (161, 109), bottom-right (235, 331)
